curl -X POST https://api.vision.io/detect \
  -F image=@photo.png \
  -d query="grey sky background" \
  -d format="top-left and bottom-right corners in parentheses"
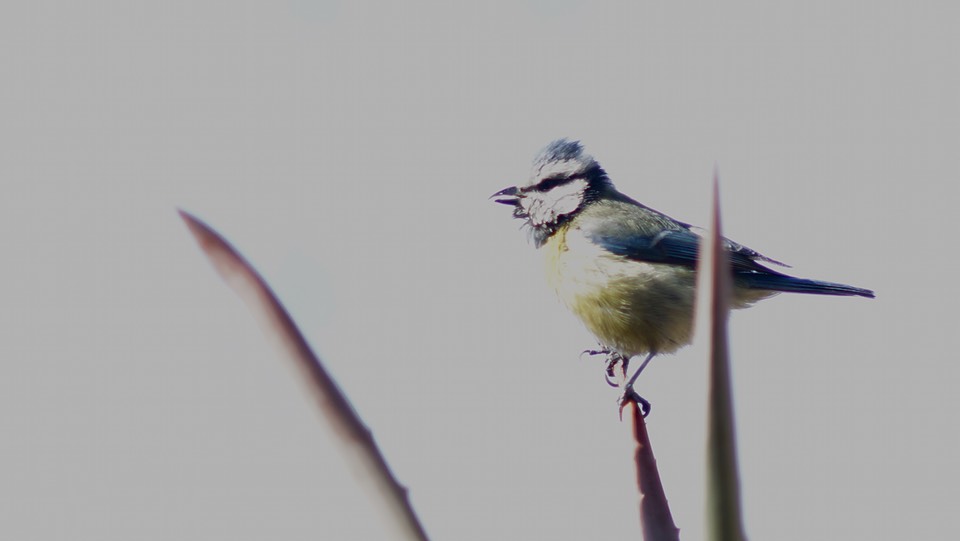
top-left (2, 1), bottom-right (957, 540)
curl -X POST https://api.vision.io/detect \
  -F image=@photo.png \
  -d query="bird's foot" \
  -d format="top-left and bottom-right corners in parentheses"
top-left (604, 352), bottom-right (629, 388)
top-left (581, 346), bottom-right (629, 387)
top-left (618, 386), bottom-right (651, 420)
top-left (617, 352), bottom-right (656, 419)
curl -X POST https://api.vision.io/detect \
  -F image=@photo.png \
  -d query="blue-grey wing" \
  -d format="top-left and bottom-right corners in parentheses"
top-left (585, 225), bottom-right (785, 274)
top-left (581, 217), bottom-right (874, 297)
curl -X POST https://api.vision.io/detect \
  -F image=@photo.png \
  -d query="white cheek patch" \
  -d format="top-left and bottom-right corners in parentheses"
top-left (543, 177), bottom-right (588, 215)
top-left (522, 177), bottom-right (588, 226)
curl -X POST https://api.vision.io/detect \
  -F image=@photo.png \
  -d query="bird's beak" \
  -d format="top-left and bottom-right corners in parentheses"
top-left (491, 185), bottom-right (520, 206)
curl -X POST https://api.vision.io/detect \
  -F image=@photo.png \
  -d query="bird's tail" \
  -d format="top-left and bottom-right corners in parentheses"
top-left (739, 273), bottom-right (875, 298)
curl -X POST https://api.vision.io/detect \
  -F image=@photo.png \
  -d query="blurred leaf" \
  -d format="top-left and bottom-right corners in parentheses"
top-left (697, 175), bottom-right (747, 541)
top-left (179, 210), bottom-right (430, 541)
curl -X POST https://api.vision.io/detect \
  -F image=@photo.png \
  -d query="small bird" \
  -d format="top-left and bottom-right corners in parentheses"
top-left (492, 139), bottom-right (874, 414)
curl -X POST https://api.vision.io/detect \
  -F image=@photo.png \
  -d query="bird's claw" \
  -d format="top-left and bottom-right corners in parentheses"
top-left (581, 347), bottom-right (628, 387)
top-left (604, 353), bottom-right (628, 388)
top-left (618, 387), bottom-right (651, 420)
top-left (580, 347), bottom-right (610, 360)
top-left (582, 347), bottom-right (649, 416)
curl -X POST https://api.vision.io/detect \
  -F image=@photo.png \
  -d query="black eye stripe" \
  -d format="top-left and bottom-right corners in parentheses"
top-left (535, 176), bottom-right (570, 192)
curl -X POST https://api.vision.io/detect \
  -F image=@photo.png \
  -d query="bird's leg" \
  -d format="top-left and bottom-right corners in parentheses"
top-left (618, 352), bottom-right (656, 418)
top-left (623, 351), bottom-right (654, 391)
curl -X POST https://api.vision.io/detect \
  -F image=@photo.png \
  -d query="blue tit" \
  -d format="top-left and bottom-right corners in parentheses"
top-left (492, 139), bottom-right (874, 410)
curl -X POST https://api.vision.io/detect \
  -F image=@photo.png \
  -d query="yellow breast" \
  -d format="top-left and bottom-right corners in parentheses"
top-left (542, 224), bottom-right (698, 358)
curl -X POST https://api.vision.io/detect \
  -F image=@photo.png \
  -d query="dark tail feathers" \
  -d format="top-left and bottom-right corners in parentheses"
top-left (740, 273), bottom-right (875, 298)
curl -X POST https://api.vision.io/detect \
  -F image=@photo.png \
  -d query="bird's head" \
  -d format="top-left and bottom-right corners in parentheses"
top-left (492, 139), bottom-right (612, 246)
